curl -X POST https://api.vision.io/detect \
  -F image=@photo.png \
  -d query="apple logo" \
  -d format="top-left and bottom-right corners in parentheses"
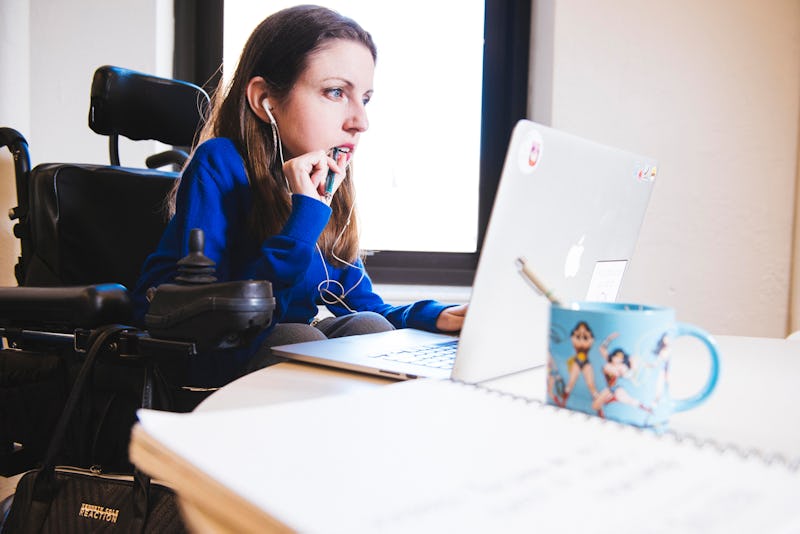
top-left (564, 235), bottom-right (585, 278)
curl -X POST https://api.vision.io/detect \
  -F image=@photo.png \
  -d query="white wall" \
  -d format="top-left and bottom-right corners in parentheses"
top-left (532, 0), bottom-right (800, 337)
top-left (26, 0), bottom-right (173, 166)
top-left (2, 0), bottom-right (798, 338)
top-left (0, 0), bottom-right (31, 286)
top-left (0, 0), bottom-right (173, 285)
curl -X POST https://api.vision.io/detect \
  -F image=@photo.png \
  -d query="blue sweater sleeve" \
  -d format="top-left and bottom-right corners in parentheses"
top-left (132, 138), bottom-right (331, 325)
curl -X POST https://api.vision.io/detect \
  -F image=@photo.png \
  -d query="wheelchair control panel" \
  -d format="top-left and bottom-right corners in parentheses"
top-left (144, 228), bottom-right (275, 352)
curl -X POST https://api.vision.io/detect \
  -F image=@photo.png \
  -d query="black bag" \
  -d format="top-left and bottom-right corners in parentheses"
top-left (0, 350), bottom-right (67, 476)
top-left (5, 468), bottom-right (184, 533)
top-left (1, 326), bottom-right (187, 533)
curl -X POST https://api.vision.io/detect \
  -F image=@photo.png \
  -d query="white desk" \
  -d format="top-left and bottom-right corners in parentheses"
top-left (195, 359), bottom-right (394, 412)
top-left (196, 335), bottom-right (800, 461)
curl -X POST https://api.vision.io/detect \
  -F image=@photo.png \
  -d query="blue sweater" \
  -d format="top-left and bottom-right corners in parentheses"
top-left (133, 138), bottom-right (451, 385)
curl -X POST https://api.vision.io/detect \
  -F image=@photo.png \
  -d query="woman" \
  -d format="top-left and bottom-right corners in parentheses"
top-left (133, 5), bottom-right (466, 386)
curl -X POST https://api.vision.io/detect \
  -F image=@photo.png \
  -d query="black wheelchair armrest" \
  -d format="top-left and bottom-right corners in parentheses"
top-left (145, 149), bottom-right (189, 170)
top-left (0, 284), bottom-right (132, 332)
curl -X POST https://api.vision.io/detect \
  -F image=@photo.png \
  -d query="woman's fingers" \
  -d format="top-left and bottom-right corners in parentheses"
top-left (283, 150), bottom-right (344, 200)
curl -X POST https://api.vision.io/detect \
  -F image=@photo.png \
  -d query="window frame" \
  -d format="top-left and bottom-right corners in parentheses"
top-left (174, 0), bottom-right (531, 287)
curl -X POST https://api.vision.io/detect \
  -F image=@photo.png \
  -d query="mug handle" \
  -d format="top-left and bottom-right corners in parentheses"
top-left (672, 323), bottom-right (721, 412)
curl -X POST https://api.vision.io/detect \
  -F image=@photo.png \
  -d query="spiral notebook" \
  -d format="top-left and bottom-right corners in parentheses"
top-left (131, 380), bottom-right (800, 533)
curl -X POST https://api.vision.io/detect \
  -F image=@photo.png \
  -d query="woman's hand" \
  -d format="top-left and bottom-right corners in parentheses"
top-left (436, 304), bottom-right (468, 332)
top-left (282, 150), bottom-right (346, 203)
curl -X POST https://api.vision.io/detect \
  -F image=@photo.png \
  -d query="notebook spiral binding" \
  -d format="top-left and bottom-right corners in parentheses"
top-left (454, 379), bottom-right (800, 473)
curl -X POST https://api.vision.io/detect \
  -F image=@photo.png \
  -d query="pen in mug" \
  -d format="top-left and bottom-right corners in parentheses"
top-left (514, 257), bottom-right (562, 306)
top-left (324, 147), bottom-right (349, 201)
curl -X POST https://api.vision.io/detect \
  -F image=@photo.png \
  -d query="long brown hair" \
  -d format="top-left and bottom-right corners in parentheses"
top-left (175, 5), bottom-right (376, 266)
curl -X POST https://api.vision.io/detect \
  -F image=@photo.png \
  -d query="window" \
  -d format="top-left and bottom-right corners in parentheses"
top-left (174, 0), bottom-right (531, 286)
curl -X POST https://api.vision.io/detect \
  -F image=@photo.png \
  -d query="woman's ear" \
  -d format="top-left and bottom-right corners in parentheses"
top-left (246, 76), bottom-right (272, 122)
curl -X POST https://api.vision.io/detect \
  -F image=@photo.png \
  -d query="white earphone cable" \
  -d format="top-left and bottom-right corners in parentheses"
top-left (316, 202), bottom-right (365, 313)
top-left (263, 101), bottom-right (289, 192)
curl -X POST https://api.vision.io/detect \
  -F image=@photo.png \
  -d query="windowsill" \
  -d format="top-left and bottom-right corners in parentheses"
top-left (373, 284), bottom-right (472, 306)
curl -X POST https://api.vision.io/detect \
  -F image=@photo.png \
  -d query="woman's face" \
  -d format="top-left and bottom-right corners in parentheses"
top-left (272, 39), bottom-right (374, 160)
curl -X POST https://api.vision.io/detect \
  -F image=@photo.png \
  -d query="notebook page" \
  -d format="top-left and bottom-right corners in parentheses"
top-left (136, 379), bottom-right (800, 533)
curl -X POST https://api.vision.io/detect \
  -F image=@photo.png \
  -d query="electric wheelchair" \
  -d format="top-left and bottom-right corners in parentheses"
top-left (0, 66), bottom-right (276, 477)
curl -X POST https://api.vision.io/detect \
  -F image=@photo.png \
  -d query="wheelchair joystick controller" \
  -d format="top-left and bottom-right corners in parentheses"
top-left (175, 228), bottom-right (217, 284)
top-left (144, 228), bottom-right (275, 351)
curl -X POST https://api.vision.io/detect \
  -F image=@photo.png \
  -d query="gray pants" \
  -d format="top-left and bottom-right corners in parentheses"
top-left (245, 311), bottom-right (395, 373)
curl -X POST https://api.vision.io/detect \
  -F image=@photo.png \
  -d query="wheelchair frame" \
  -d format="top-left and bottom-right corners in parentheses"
top-left (0, 66), bottom-right (274, 476)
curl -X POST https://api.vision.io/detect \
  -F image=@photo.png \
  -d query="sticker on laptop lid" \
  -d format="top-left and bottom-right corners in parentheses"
top-left (517, 128), bottom-right (544, 174)
top-left (585, 260), bottom-right (628, 302)
top-left (636, 164), bottom-right (657, 182)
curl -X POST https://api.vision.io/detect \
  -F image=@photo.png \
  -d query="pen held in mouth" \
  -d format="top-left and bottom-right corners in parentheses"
top-left (324, 146), bottom-right (350, 201)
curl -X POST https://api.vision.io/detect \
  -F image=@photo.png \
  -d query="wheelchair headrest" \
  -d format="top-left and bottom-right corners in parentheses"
top-left (89, 65), bottom-right (210, 147)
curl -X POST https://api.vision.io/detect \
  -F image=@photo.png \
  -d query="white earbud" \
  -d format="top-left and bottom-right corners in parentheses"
top-left (262, 98), bottom-right (277, 125)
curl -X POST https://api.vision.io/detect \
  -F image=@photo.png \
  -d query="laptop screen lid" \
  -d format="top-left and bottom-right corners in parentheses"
top-left (273, 120), bottom-right (656, 383)
top-left (452, 120), bottom-right (657, 383)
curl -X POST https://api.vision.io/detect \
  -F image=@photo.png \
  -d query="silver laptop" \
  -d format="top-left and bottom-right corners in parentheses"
top-left (272, 120), bottom-right (657, 383)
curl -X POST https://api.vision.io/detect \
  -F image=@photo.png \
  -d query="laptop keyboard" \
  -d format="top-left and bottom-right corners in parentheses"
top-left (369, 339), bottom-right (458, 369)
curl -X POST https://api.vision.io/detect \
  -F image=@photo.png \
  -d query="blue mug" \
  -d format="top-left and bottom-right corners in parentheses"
top-left (547, 302), bottom-right (720, 429)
